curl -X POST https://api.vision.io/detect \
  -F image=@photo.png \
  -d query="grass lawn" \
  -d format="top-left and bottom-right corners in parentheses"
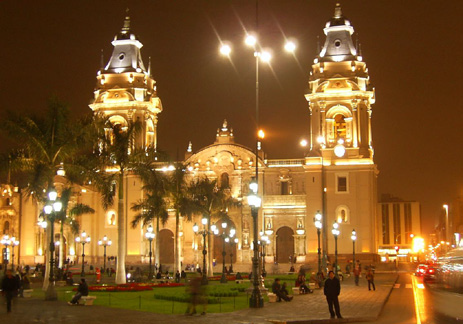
top-left (31, 273), bottom-right (301, 314)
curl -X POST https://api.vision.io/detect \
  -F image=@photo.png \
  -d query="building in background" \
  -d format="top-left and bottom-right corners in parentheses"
top-left (12, 4), bottom-right (403, 272)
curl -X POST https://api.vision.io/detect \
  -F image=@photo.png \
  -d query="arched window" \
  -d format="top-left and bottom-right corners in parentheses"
top-left (335, 205), bottom-right (350, 224)
top-left (334, 114), bottom-right (347, 141)
top-left (3, 221), bottom-right (10, 234)
top-left (220, 173), bottom-right (230, 189)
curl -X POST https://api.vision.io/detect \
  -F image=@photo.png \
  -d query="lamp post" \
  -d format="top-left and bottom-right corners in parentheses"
top-left (219, 9), bottom-right (295, 308)
top-left (351, 229), bottom-right (357, 267)
top-left (193, 217), bottom-right (215, 285)
top-left (76, 231), bottom-right (91, 277)
top-left (314, 211), bottom-right (323, 278)
top-left (332, 222), bottom-right (340, 277)
top-left (227, 236), bottom-right (238, 273)
top-left (248, 179), bottom-right (263, 308)
top-left (98, 235), bottom-right (112, 276)
top-left (43, 189), bottom-right (62, 300)
top-left (213, 221), bottom-right (229, 284)
top-left (144, 225), bottom-right (155, 279)
top-left (443, 204), bottom-right (449, 243)
top-left (260, 233), bottom-right (269, 277)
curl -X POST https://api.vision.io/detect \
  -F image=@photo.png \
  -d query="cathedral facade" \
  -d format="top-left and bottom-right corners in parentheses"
top-left (4, 5), bottom-right (395, 274)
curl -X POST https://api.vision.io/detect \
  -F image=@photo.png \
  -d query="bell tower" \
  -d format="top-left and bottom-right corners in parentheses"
top-left (89, 14), bottom-right (163, 149)
top-left (305, 3), bottom-right (375, 163)
top-left (305, 4), bottom-right (378, 260)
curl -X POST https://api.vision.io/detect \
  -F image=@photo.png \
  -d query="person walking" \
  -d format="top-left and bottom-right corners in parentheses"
top-left (324, 271), bottom-right (342, 319)
top-left (366, 269), bottom-right (376, 291)
top-left (1, 270), bottom-right (19, 313)
top-left (68, 278), bottom-right (89, 305)
top-left (353, 264), bottom-right (361, 286)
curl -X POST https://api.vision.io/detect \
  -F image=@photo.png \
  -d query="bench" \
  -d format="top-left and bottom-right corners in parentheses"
top-left (56, 281), bottom-right (67, 287)
top-left (267, 293), bottom-right (277, 303)
top-left (292, 287), bottom-right (302, 295)
top-left (80, 296), bottom-right (97, 305)
top-left (235, 279), bottom-right (250, 284)
top-left (23, 289), bottom-right (33, 298)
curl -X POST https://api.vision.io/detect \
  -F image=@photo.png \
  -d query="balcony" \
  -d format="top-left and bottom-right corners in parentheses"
top-left (263, 195), bottom-right (306, 209)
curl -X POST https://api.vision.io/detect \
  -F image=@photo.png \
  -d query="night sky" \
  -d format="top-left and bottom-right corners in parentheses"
top-left (0, 0), bottom-right (461, 236)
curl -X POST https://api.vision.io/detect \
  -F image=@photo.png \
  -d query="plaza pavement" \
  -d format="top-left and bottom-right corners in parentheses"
top-left (0, 273), bottom-right (398, 324)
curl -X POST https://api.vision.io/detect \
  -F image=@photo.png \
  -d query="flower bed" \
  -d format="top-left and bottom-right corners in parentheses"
top-left (74, 282), bottom-right (185, 292)
top-left (208, 275), bottom-right (249, 281)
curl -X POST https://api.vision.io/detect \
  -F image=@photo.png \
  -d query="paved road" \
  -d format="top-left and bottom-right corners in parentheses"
top-left (0, 273), bottom-right (398, 324)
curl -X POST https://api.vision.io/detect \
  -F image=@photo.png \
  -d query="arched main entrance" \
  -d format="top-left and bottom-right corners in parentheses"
top-left (158, 229), bottom-right (174, 264)
top-left (276, 226), bottom-right (294, 263)
top-left (213, 221), bottom-right (237, 266)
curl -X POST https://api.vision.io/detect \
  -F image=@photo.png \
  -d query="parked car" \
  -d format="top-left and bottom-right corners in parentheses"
top-left (415, 264), bottom-right (428, 277)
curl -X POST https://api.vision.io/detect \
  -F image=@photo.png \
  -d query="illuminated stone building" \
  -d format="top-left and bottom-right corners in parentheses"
top-left (11, 5), bottom-right (396, 272)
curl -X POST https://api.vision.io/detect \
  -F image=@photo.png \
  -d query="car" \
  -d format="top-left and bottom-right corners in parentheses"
top-left (415, 264), bottom-right (428, 277)
top-left (424, 266), bottom-right (438, 282)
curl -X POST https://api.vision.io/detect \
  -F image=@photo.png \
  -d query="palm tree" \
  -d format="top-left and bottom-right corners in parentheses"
top-left (131, 166), bottom-right (169, 267)
top-left (189, 177), bottom-right (239, 276)
top-left (56, 187), bottom-right (95, 268)
top-left (88, 116), bottom-right (143, 284)
top-left (3, 97), bottom-right (89, 291)
top-left (165, 163), bottom-right (199, 274)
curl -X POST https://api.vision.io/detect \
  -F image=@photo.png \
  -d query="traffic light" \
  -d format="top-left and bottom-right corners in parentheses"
top-left (395, 246), bottom-right (400, 254)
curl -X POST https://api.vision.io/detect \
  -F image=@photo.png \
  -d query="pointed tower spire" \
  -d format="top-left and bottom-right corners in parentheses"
top-left (122, 9), bottom-right (131, 34)
top-left (334, 3), bottom-right (342, 18)
top-left (100, 49), bottom-right (104, 72)
top-left (319, 3), bottom-right (357, 62)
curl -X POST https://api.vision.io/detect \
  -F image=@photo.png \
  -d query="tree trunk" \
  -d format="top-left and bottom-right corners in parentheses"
top-left (155, 215), bottom-right (160, 267)
top-left (115, 172), bottom-right (126, 284)
top-left (174, 210), bottom-right (180, 274)
top-left (59, 222), bottom-right (64, 269)
top-left (42, 233), bottom-right (50, 291)
top-left (207, 219), bottom-right (213, 276)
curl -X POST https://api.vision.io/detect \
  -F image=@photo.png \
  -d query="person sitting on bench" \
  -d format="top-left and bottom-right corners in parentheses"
top-left (68, 278), bottom-right (88, 305)
top-left (272, 278), bottom-right (292, 302)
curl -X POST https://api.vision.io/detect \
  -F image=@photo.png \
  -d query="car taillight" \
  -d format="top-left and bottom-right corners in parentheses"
top-left (428, 269), bottom-right (434, 273)
top-left (419, 269), bottom-right (425, 273)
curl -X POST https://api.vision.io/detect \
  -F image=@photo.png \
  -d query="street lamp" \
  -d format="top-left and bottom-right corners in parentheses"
top-left (260, 233), bottom-right (269, 277)
top-left (213, 221), bottom-right (229, 284)
top-left (220, 10), bottom-right (295, 309)
top-left (351, 229), bottom-right (357, 267)
top-left (332, 222), bottom-right (340, 277)
top-left (443, 204), bottom-right (449, 243)
top-left (248, 179), bottom-right (263, 308)
top-left (43, 189), bottom-right (62, 301)
top-left (75, 231), bottom-right (91, 277)
top-left (227, 235), bottom-right (238, 274)
top-left (193, 216), bottom-right (213, 285)
top-left (98, 235), bottom-right (112, 276)
top-left (143, 225), bottom-right (155, 279)
top-left (314, 211), bottom-right (323, 278)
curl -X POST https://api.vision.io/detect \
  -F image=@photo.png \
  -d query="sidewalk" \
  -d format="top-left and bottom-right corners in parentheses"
top-left (0, 274), bottom-right (397, 324)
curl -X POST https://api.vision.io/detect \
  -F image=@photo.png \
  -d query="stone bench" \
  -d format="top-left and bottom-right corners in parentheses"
top-left (81, 296), bottom-right (97, 305)
top-left (267, 293), bottom-right (277, 303)
top-left (235, 279), bottom-right (250, 284)
top-left (56, 281), bottom-right (67, 287)
top-left (23, 289), bottom-right (33, 298)
top-left (292, 287), bottom-right (302, 295)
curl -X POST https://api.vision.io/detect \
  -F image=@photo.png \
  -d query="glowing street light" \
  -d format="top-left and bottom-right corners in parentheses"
top-left (98, 235), bottom-right (112, 276)
top-left (76, 231), bottom-right (91, 277)
top-left (332, 222), bottom-right (340, 277)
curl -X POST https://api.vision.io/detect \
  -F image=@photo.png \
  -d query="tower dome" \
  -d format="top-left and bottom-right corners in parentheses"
top-left (319, 3), bottom-right (357, 62)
